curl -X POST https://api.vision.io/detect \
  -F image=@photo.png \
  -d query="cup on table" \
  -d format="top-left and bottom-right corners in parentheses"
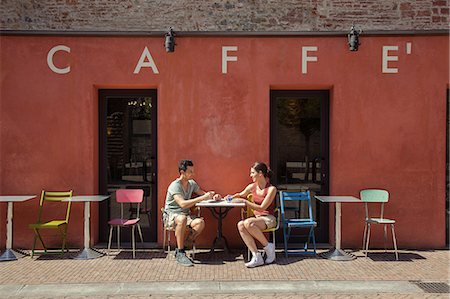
top-left (225, 195), bottom-right (233, 202)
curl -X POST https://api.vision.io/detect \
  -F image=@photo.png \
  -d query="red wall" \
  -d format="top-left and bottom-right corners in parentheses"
top-left (0, 35), bottom-right (448, 250)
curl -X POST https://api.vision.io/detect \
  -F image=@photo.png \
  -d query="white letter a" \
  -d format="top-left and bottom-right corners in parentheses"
top-left (134, 47), bottom-right (159, 74)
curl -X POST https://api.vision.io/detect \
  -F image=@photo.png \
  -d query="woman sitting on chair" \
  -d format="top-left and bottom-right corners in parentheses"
top-left (229, 162), bottom-right (277, 268)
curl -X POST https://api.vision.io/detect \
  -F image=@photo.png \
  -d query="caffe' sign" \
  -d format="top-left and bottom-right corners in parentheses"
top-left (47, 43), bottom-right (412, 75)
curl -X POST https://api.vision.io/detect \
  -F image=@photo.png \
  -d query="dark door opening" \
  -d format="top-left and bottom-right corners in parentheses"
top-left (99, 89), bottom-right (157, 243)
top-left (270, 90), bottom-right (330, 243)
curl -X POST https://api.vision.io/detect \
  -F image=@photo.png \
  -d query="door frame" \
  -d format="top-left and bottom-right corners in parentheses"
top-left (98, 88), bottom-right (158, 243)
top-left (270, 89), bottom-right (330, 243)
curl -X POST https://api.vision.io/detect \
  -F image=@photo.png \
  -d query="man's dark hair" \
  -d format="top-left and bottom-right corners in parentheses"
top-left (178, 159), bottom-right (194, 173)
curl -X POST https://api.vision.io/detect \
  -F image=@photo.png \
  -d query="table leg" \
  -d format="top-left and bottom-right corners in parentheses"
top-left (72, 201), bottom-right (104, 260)
top-left (320, 202), bottom-right (356, 261)
top-left (0, 202), bottom-right (25, 262)
top-left (210, 207), bottom-right (230, 253)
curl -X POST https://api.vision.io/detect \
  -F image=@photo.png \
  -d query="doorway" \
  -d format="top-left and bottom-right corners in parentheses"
top-left (98, 89), bottom-right (157, 243)
top-left (270, 90), bottom-right (329, 243)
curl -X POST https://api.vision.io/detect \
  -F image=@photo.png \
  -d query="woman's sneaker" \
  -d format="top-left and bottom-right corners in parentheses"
top-left (245, 252), bottom-right (264, 268)
top-left (264, 243), bottom-right (276, 264)
top-left (176, 251), bottom-right (193, 267)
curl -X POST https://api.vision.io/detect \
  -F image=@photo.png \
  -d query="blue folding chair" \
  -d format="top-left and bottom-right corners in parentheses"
top-left (279, 191), bottom-right (317, 257)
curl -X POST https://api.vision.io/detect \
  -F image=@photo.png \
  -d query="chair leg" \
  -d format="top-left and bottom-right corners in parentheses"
top-left (34, 228), bottom-right (47, 253)
top-left (391, 224), bottom-right (399, 261)
top-left (167, 230), bottom-right (171, 256)
top-left (163, 228), bottom-right (167, 253)
top-left (117, 226), bottom-right (120, 250)
top-left (365, 223), bottom-right (371, 257)
top-left (31, 233), bottom-right (38, 258)
top-left (283, 224), bottom-right (288, 258)
top-left (107, 226), bottom-right (113, 255)
top-left (137, 224), bottom-right (144, 244)
top-left (304, 228), bottom-right (310, 251)
top-left (61, 224), bottom-right (69, 254)
top-left (383, 224), bottom-right (388, 252)
top-left (311, 227), bottom-right (317, 255)
top-left (362, 222), bottom-right (368, 253)
top-left (272, 231), bottom-right (276, 256)
top-left (132, 225), bottom-right (136, 259)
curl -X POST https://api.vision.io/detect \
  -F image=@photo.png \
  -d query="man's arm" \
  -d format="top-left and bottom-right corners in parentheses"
top-left (173, 192), bottom-right (214, 209)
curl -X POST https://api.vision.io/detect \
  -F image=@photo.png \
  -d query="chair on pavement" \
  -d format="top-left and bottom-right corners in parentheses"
top-left (279, 190), bottom-right (317, 257)
top-left (107, 189), bottom-right (144, 258)
top-left (29, 190), bottom-right (73, 257)
top-left (241, 194), bottom-right (280, 261)
top-left (161, 207), bottom-right (198, 258)
top-left (361, 189), bottom-right (398, 260)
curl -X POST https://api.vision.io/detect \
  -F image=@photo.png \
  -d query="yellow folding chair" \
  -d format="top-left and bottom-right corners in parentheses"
top-left (29, 190), bottom-right (73, 257)
top-left (241, 194), bottom-right (280, 261)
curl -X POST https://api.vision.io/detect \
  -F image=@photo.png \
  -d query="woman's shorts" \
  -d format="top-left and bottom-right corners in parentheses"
top-left (163, 211), bottom-right (198, 229)
top-left (256, 214), bottom-right (277, 230)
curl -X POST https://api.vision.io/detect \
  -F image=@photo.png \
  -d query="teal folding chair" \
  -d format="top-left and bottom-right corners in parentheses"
top-left (361, 189), bottom-right (398, 260)
top-left (280, 191), bottom-right (317, 257)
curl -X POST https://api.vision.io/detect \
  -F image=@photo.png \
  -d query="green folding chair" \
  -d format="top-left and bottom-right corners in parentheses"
top-left (29, 190), bottom-right (73, 257)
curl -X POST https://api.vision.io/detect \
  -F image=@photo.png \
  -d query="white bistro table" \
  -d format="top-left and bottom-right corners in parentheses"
top-left (63, 195), bottom-right (110, 259)
top-left (196, 199), bottom-right (245, 253)
top-left (0, 195), bottom-right (36, 261)
top-left (314, 195), bottom-right (361, 261)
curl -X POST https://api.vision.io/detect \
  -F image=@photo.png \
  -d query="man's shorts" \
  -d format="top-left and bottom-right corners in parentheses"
top-left (256, 214), bottom-right (277, 230)
top-left (163, 211), bottom-right (198, 230)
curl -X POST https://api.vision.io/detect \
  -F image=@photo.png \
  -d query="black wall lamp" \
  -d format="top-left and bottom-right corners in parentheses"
top-left (347, 25), bottom-right (362, 51)
top-left (165, 27), bottom-right (176, 53)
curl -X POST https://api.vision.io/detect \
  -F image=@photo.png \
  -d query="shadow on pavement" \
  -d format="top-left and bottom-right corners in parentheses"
top-left (111, 250), bottom-right (167, 259)
top-left (193, 251), bottom-right (243, 264)
top-left (367, 252), bottom-right (426, 262)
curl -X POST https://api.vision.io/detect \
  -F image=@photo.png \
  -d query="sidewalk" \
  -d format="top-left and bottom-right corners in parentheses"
top-left (0, 248), bottom-right (449, 298)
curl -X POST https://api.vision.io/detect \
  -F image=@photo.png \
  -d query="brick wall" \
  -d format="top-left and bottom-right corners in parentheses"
top-left (1, 0), bottom-right (448, 32)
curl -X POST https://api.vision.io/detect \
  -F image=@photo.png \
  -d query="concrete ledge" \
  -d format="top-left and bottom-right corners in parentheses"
top-left (0, 280), bottom-right (424, 297)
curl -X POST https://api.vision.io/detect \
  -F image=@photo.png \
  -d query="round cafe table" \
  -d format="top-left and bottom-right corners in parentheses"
top-left (196, 199), bottom-right (245, 253)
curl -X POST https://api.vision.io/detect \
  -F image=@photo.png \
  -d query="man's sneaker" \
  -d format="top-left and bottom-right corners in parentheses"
top-left (264, 242), bottom-right (276, 264)
top-left (176, 251), bottom-right (193, 267)
top-left (245, 252), bottom-right (264, 268)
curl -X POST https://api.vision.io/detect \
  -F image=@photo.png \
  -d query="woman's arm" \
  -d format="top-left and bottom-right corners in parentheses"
top-left (245, 186), bottom-right (277, 212)
top-left (231, 183), bottom-right (253, 199)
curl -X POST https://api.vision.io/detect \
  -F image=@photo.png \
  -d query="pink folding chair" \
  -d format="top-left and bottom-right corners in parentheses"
top-left (107, 189), bottom-right (144, 258)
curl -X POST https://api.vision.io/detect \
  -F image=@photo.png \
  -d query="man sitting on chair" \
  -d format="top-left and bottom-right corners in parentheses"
top-left (163, 159), bottom-right (220, 266)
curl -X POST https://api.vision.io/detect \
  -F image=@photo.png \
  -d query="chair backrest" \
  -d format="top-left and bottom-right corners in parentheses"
top-left (37, 190), bottom-right (73, 223)
top-left (245, 194), bottom-right (255, 218)
top-left (116, 189), bottom-right (143, 219)
top-left (279, 190), bottom-right (314, 221)
top-left (360, 189), bottom-right (389, 219)
top-left (360, 189), bottom-right (389, 202)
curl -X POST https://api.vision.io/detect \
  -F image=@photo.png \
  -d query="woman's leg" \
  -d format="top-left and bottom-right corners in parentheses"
top-left (237, 220), bottom-right (258, 253)
top-left (243, 217), bottom-right (269, 247)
